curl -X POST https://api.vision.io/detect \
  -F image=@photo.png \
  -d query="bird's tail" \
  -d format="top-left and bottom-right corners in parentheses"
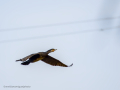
top-left (16, 59), bottom-right (22, 62)
top-left (21, 61), bottom-right (30, 65)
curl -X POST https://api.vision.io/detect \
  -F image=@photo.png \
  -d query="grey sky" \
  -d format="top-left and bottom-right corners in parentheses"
top-left (0, 0), bottom-right (120, 90)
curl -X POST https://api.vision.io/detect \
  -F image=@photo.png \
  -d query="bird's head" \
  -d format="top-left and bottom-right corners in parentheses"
top-left (49, 48), bottom-right (57, 52)
top-left (47, 48), bottom-right (57, 54)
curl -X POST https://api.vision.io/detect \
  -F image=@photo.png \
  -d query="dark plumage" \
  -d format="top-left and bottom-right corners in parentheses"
top-left (16, 49), bottom-right (73, 67)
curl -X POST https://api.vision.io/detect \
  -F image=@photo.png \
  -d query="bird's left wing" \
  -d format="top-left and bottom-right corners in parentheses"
top-left (41, 55), bottom-right (73, 67)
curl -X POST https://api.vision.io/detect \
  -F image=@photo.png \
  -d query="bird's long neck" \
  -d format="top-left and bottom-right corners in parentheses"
top-left (46, 50), bottom-right (51, 54)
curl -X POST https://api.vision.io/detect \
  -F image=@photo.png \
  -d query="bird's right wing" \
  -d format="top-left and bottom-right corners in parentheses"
top-left (41, 55), bottom-right (73, 67)
top-left (16, 54), bottom-right (35, 62)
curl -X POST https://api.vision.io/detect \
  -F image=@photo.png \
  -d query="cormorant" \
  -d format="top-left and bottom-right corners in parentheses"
top-left (16, 49), bottom-right (73, 67)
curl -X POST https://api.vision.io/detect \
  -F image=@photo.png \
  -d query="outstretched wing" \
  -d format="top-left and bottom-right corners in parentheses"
top-left (41, 55), bottom-right (73, 67)
top-left (16, 54), bottom-right (35, 62)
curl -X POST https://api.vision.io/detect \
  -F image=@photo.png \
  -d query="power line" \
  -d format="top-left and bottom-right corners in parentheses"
top-left (0, 26), bottom-right (119, 44)
top-left (0, 16), bottom-right (120, 32)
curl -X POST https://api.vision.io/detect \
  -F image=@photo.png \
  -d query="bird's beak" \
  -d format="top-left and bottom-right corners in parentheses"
top-left (54, 49), bottom-right (57, 51)
top-left (52, 49), bottom-right (57, 52)
top-left (55, 49), bottom-right (57, 51)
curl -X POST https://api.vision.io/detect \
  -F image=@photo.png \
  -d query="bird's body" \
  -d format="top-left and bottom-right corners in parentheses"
top-left (16, 49), bottom-right (73, 67)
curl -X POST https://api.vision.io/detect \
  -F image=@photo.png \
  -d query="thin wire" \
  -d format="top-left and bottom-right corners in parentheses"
top-left (0, 26), bottom-right (119, 44)
top-left (0, 16), bottom-right (120, 32)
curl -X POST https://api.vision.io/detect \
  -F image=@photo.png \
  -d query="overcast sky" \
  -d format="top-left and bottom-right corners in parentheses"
top-left (0, 0), bottom-right (120, 90)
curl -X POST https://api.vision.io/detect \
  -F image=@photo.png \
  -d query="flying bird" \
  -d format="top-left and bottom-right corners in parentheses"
top-left (16, 49), bottom-right (73, 67)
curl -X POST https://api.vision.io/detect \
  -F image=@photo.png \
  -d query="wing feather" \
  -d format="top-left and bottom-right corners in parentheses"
top-left (16, 54), bottom-right (34, 62)
top-left (41, 55), bottom-right (73, 67)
